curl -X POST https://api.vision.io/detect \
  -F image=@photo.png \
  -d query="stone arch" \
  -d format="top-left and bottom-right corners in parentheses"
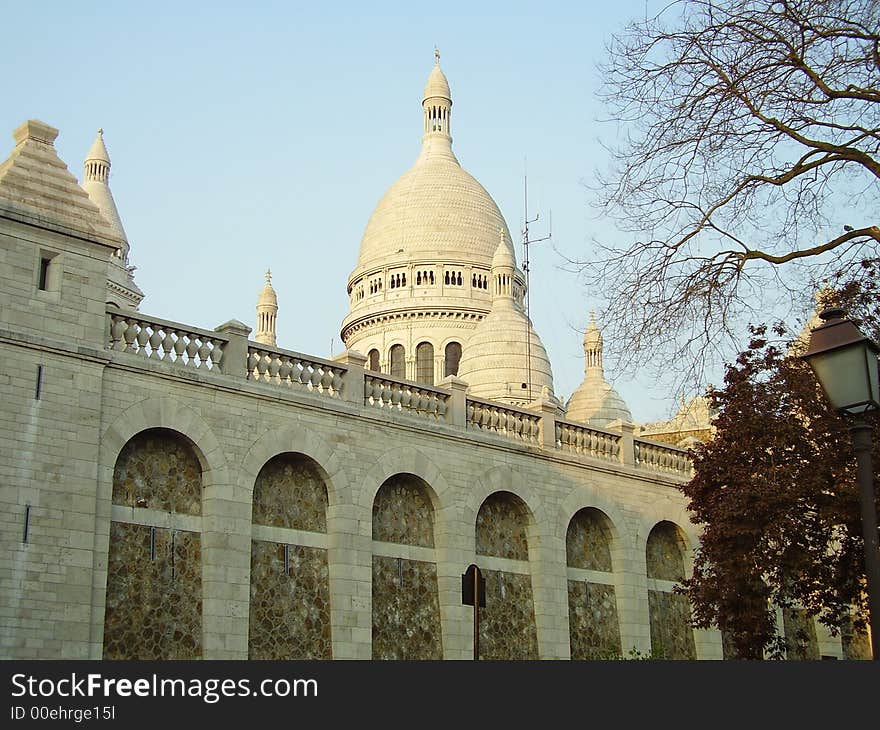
top-left (566, 507), bottom-right (615, 572)
top-left (241, 425), bottom-right (345, 508)
top-left (463, 465), bottom-right (547, 552)
top-left (475, 491), bottom-right (531, 560)
top-left (102, 406), bottom-right (217, 660)
top-left (644, 519), bottom-right (696, 660)
top-left (634, 504), bottom-right (698, 568)
top-left (362, 449), bottom-right (448, 660)
top-left (358, 447), bottom-right (452, 522)
top-left (244, 430), bottom-right (337, 660)
top-left (467, 467), bottom-right (543, 660)
top-left (99, 395), bottom-right (228, 494)
top-left (252, 453), bottom-right (329, 533)
top-left (646, 520), bottom-right (690, 582)
top-left (111, 428), bottom-right (203, 514)
top-left (372, 473), bottom-right (436, 548)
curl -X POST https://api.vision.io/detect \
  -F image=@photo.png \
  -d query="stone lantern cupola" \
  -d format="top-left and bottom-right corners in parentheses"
top-left (255, 269), bottom-right (278, 346)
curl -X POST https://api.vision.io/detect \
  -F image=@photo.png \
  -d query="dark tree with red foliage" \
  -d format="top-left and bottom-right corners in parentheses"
top-left (679, 265), bottom-right (880, 659)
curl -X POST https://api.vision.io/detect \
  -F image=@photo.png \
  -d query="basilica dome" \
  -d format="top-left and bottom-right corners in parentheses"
top-left (340, 53), bottom-right (523, 384)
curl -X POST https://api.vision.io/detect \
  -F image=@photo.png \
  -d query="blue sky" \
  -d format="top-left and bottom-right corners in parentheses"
top-left (2, 0), bottom-right (700, 422)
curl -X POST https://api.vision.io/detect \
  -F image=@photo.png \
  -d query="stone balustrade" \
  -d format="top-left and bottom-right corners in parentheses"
top-left (634, 439), bottom-right (693, 477)
top-left (556, 420), bottom-right (621, 463)
top-left (247, 344), bottom-right (345, 398)
top-left (466, 397), bottom-right (541, 445)
top-left (107, 310), bottom-right (225, 370)
top-left (363, 373), bottom-right (449, 420)
top-left (105, 308), bottom-right (692, 479)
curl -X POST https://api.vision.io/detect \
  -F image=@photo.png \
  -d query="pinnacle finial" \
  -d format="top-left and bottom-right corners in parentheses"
top-left (434, 46), bottom-right (440, 65)
top-left (97, 128), bottom-right (103, 136)
top-left (265, 268), bottom-right (272, 284)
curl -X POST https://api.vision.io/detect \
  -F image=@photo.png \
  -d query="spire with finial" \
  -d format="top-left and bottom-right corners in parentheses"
top-left (422, 48), bottom-right (452, 148)
top-left (255, 268), bottom-right (278, 346)
top-left (82, 127), bottom-right (128, 247)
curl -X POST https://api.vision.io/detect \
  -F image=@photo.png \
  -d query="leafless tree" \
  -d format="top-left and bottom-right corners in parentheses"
top-left (584, 0), bottom-right (879, 389)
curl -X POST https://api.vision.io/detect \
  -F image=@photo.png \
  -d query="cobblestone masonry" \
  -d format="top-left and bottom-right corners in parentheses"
top-left (568, 581), bottom-right (621, 659)
top-left (478, 569), bottom-right (538, 659)
top-left (372, 474), bottom-right (434, 547)
top-left (252, 453), bottom-right (328, 532)
top-left (103, 522), bottom-right (201, 659)
top-left (646, 521), bottom-right (687, 581)
top-left (248, 541), bottom-right (332, 659)
top-left (566, 508), bottom-right (613, 571)
top-left (371, 556), bottom-right (443, 659)
top-left (475, 492), bottom-right (529, 560)
top-left (648, 590), bottom-right (696, 660)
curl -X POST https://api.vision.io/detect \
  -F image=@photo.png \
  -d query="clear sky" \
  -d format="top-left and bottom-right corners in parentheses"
top-left (2, 0), bottom-right (700, 423)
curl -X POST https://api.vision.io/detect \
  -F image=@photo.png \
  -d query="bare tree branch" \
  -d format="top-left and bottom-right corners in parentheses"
top-left (581, 0), bottom-right (879, 389)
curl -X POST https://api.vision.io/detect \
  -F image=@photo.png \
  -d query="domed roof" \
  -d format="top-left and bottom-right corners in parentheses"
top-left (566, 375), bottom-right (632, 428)
top-left (352, 53), bottom-right (515, 273)
top-left (354, 150), bottom-right (514, 272)
top-left (457, 241), bottom-right (555, 405)
top-left (565, 313), bottom-right (632, 427)
top-left (423, 50), bottom-right (451, 100)
top-left (457, 307), bottom-right (554, 404)
top-left (258, 269), bottom-right (277, 307)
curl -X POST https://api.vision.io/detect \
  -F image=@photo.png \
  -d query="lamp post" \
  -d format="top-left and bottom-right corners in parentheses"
top-left (802, 307), bottom-right (880, 660)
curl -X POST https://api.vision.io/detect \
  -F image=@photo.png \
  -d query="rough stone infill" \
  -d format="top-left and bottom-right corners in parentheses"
top-left (372, 474), bottom-right (434, 547)
top-left (648, 590), bottom-right (695, 660)
top-left (646, 522), bottom-right (687, 581)
top-left (112, 428), bottom-right (202, 515)
top-left (248, 541), bottom-right (331, 659)
top-left (371, 556), bottom-right (443, 659)
top-left (475, 492), bottom-right (529, 560)
top-left (478, 569), bottom-right (538, 660)
top-left (566, 508), bottom-right (613, 572)
top-left (568, 581), bottom-right (622, 659)
top-left (103, 522), bottom-right (201, 659)
top-left (252, 453), bottom-right (328, 532)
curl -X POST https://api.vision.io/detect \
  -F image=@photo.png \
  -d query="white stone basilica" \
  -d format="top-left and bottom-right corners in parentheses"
top-left (0, 54), bottom-right (857, 661)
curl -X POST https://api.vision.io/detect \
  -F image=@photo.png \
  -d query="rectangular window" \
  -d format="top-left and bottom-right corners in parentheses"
top-left (38, 257), bottom-right (50, 290)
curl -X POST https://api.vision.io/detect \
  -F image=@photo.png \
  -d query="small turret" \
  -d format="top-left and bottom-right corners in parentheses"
top-left (255, 269), bottom-right (278, 346)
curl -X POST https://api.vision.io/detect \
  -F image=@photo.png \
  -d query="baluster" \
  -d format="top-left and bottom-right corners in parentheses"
top-left (278, 355), bottom-right (292, 384)
top-left (135, 322), bottom-right (150, 357)
top-left (391, 384), bottom-right (403, 409)
top-left (308, 364), bottom-right (322, 390)
top-left (159, 329), bottom-right (175, 361)
top-left (267, 352), bottom-right (281, 382)
top-left (110, 317), bottom-right (127, 351)
top-left (320, 366), bottom-right (334, 393)
top-left (247, 349), bottom-right (261, 379)
top-left (466, 401), bottom-right (475, 426)
top-left (331, 368), bottom-right (344, 395)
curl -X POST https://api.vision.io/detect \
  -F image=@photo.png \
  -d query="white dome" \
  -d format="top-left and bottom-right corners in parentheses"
top-left (423, 63), bottom-right (451, 101)
top-left (457, 240), bottom-right (555, 406)
top-left (566, 374), bottom-right (632, 427)
top-left (354, 150), bottom-right (514, 272)
top-left (457, 307), bottom-right (554, 405)
top-left (341, 54), bottom-right (520, 357)
top-left (565, 313), bottom-right (632, 427)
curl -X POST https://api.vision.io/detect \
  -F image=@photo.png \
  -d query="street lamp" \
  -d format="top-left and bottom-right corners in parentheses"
top-left (802, 307), bottom-right (880, 660)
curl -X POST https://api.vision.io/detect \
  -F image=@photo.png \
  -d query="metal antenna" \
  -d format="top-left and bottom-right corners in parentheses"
top-left (521, 158), bottom-right (551, 398)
